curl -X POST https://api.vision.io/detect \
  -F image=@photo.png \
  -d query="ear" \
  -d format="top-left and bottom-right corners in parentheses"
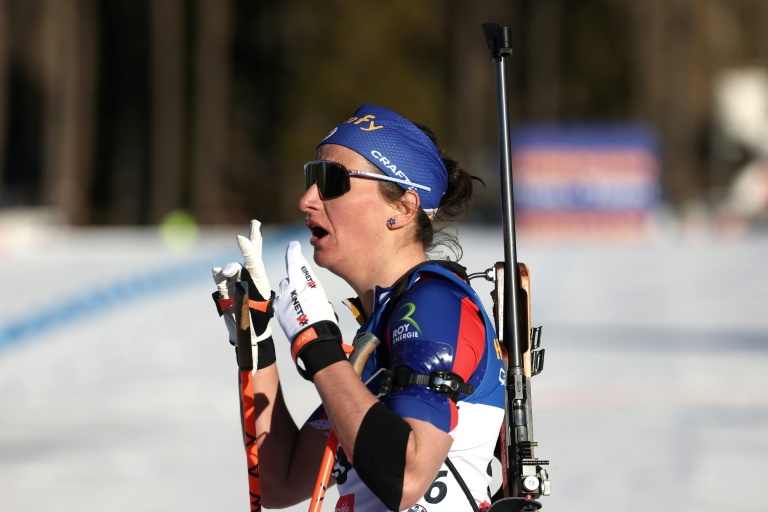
top-left (387, 190), bottom-right (420, 230)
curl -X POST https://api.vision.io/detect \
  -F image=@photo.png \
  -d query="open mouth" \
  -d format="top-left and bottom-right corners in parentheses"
top-left (311, 226), bottom-right (328, 239)
top-left (307, 221), bottom-right (329, 241)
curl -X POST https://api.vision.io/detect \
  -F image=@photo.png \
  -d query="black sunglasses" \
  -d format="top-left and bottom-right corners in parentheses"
top-left (304, 160), bottom-right (431, 200)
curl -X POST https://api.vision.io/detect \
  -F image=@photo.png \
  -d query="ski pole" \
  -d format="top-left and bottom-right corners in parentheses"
top-left (308, 332), bottom-right (381, 512)
top-left (234, 280), bottom-right (262, 511)
top-left (308, 431), bottom-right (338, 512)
top-left (482, 22), bottom-right (549, 512)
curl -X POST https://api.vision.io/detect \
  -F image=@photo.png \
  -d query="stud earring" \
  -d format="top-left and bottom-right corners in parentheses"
top-left (387, 218), bottom-right (396, 227)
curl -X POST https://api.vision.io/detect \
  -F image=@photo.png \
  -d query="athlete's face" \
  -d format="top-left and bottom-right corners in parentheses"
top-left (299, 144), bottom-right (397, 276)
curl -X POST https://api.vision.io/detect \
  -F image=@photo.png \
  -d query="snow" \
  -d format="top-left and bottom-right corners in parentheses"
top-left (1, 223), bottom-right (767, 511)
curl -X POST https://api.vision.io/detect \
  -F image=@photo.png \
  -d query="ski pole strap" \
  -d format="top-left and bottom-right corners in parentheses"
top-left (379, 367), bottom-right (475, 403)
top-left (212, 292), bottom-right (275, 318)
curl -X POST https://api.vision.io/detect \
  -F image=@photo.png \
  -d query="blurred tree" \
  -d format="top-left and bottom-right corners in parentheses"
top-left (149, 0), bottom-right (186, 224)
top-left (1, 0), bottom-right (47, 209)
top-left (0, 0), bottom-right (7, 200)
top-left (92, 0), bottom-right (150, 224)
top-left (449, 0), bottom-right (515, 221)
top-left (228, 0), bottom-right (457, 223)
top-left (2, 0), bottom-right (768, 224)
top-left (190, 0), bottom-right (231, 223)
top-left (42, 0), bottom-right (98, 225)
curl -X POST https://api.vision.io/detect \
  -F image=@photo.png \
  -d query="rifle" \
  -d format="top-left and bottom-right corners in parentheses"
top-left (479, 23), bottom-right (551, 512)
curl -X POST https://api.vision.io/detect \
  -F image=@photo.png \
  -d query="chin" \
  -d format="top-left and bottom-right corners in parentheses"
top-left (313, 250), bottom-right (348, 280)
top-left (310, 246), bottom-right (331, 269)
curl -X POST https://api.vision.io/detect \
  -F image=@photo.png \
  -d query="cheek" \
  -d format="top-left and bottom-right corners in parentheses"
top-left (325, 180), bottom-right (390, 238)
top-left (330, 197), bottom-right (384, 240)
top-left (334, 204), bottom-right (372, 233)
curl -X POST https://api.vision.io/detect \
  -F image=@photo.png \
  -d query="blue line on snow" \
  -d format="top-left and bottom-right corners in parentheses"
top-left (0, 224), bottom-right (304, 353)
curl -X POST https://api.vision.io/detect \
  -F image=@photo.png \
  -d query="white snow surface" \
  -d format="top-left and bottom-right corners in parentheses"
top-left (1, 223), bottom-right (767, 512)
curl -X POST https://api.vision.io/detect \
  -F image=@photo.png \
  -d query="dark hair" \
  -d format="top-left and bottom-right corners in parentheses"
top-left (378, 122), bottom-right (483, 260)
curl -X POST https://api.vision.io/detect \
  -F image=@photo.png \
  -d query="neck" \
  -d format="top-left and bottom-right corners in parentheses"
top-left (344, 244), bottom-right (428, 319)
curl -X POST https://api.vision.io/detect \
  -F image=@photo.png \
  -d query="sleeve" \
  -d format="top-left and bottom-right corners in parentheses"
top-left (382, 276), bottom-right (486, 433)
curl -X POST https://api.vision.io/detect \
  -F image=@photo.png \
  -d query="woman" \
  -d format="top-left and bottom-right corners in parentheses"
top-left (212, 105), bottom-right (505, 511)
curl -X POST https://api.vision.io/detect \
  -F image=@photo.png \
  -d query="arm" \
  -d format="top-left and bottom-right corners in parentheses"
top-left (313, 361), bottom-right (453, 508)
top-left (273, 246), bottom-right (485, 510)
top-left (250, 363), bottom-right (331, 508)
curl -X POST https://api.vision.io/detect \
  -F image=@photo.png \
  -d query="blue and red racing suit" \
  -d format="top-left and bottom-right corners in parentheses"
top-left (307, 262), bottom-right (506, 512)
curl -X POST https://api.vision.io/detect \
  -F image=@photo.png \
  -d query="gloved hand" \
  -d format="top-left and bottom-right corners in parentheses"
top-left (273, 241), bottom-right (347, 381)
top-left (212, 220), bottom-right (276, 369)
top-left (211, 261), bottom-right (249, 345)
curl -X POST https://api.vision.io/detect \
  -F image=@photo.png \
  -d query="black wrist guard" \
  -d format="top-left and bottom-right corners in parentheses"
top-left (256, 336), bottom-right (276, 369)
top-left (290, 320), bottom-right (347, 381)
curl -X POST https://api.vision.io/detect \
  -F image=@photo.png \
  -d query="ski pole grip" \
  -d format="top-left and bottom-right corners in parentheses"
top-left (235, 281), bottom-right (254, 370)
top-left (349, 332), bottom-right (381, 376)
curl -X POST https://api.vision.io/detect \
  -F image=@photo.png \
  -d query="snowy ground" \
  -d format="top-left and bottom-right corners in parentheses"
top-left (1, 222), bottom-right (767, 512)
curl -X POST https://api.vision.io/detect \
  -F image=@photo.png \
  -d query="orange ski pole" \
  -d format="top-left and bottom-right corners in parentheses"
top-left (308, 431), bottom-right (339, 512)
top-left (307, 332), bottom-right (381, 512)
top-left (235, 281), bottom-right (262, 511)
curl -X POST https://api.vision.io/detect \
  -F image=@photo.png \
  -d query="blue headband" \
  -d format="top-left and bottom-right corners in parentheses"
top-left (318, 104), bottom-right (448, 214)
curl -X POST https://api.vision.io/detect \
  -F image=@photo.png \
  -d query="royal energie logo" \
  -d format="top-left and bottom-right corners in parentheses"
top-left (392, 302), bottom-right (422, 343)
top-left (399, 303), bottom-right (422, 333)
top-left (345, 114), bottom-right (383, 131)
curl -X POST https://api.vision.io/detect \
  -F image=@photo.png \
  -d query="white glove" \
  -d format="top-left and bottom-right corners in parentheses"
top-left (237, 220), bottom-right (272, 303)
top-left (211, 262), bottom-right (251, 345)
top-left (274, 241), bottom-right (336, 340)
top-left (211, 220), bottom-right (273, 346)
top-left (273, 241), bottom-right (346, 380)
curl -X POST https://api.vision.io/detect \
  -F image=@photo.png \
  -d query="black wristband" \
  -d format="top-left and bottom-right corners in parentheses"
top-left (300, 339), bottom-right (347, 380)
top-left (292, 320), bottom-right (346, 381)
top-left (256, 336), bottom-right (276, 369)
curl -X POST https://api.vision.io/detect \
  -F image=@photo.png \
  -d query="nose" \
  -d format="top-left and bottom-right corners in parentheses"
top-left (299, 183), bottom-right (321, 212)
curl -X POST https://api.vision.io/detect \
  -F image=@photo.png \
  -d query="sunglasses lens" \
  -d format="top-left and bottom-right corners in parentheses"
top-left (304, 163), bottom-right (320, 192)
top-left (304, 161), bottom-right (350, 199)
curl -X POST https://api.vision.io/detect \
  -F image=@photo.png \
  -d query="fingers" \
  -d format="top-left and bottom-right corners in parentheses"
top-left (211, 267), bottom-right (230, 298)
top-left (284, 241), bottom-right (306, 284)
top-left (248, 219), bottom-right (262, 252)
top-left (236, 235), bottom-right (256, 269)
top-left (239, 222), bottom-right (271, 299)
top-left (212, 262), bottom-right (242, 300)
top-left (238, 219), bottom-right (263, 270)
top-left (277, 241), bottom-right (304, 297)
top-left (222, 261), bottom-right (243, 279)
top-left (284, 241), bottom-right (325, 294)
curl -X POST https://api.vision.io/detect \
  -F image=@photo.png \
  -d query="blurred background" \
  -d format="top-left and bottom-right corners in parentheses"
top-left (1, 1), bottom-right (768, 511)
top-left (1, 0), bottom-right (767, 232)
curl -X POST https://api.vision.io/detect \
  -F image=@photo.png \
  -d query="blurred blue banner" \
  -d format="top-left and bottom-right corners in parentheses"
top-left (512, 125), bottom-right (661, 240)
